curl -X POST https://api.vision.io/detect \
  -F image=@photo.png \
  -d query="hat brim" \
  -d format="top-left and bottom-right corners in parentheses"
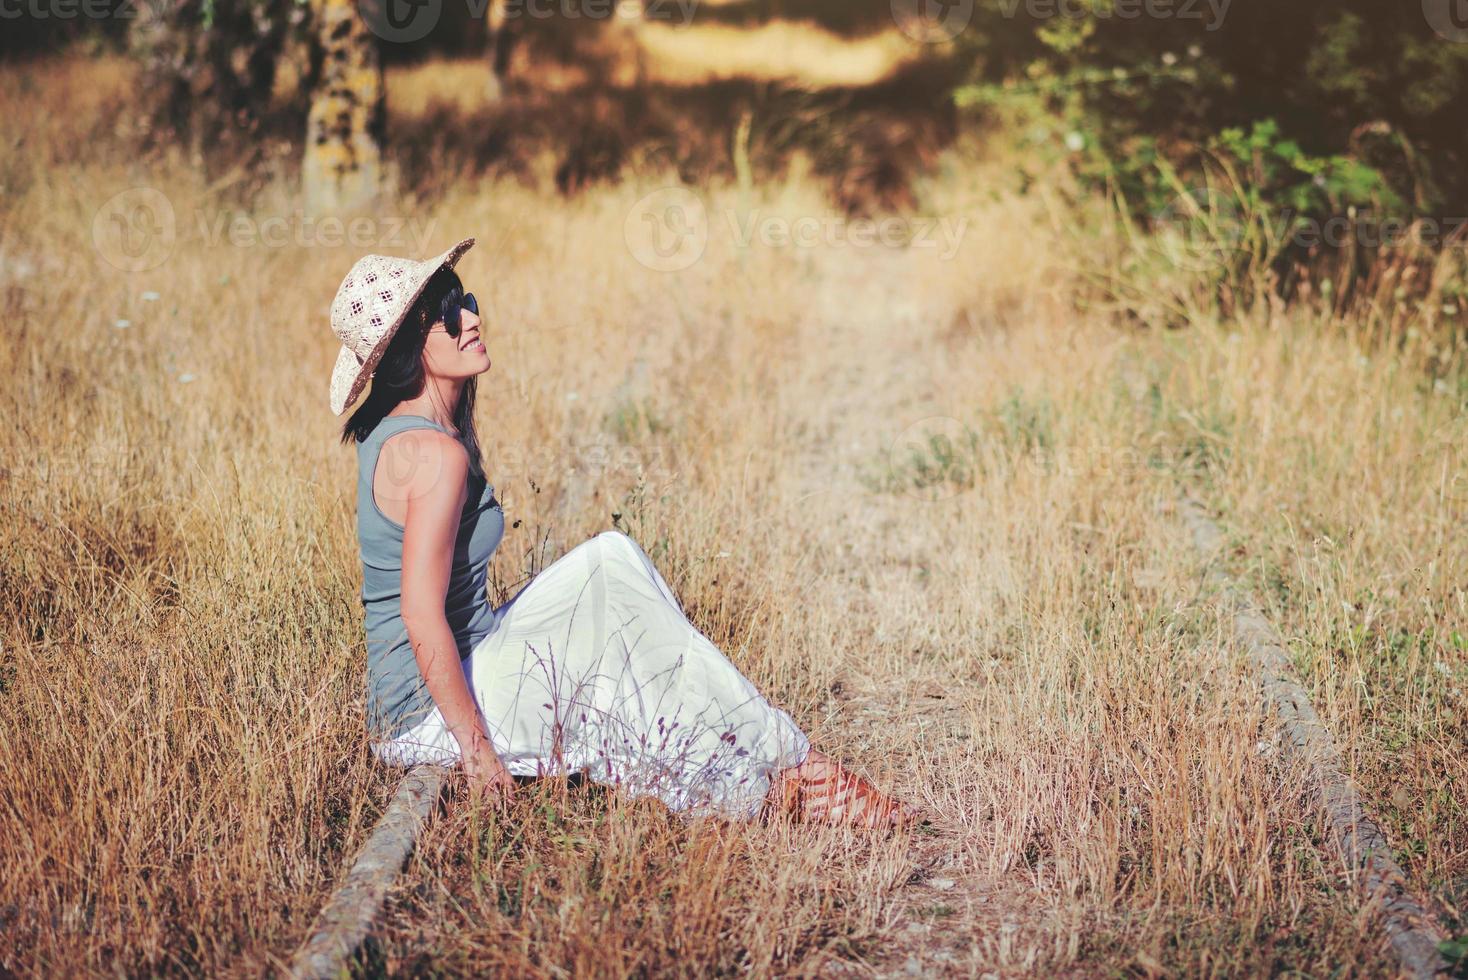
top-left (329, 238), bottom-right (476, 416)
top-left (329, 343), bottom-right (371, 416)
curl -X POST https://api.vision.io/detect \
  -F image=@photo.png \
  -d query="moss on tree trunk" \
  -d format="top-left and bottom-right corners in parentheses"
top-left (304, 0), bottom-right (384, 214)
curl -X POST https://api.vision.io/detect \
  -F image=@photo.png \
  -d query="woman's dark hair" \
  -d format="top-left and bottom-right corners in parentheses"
top-left (338, 268), bottom-right (485, 480)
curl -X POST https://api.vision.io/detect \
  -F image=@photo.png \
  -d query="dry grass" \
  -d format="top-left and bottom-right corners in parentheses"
top-left (0, 55), bottom-right (1463, 976)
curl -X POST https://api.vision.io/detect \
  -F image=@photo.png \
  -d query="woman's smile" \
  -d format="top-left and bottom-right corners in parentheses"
top-left (459, 330), bottom-right (490, 367)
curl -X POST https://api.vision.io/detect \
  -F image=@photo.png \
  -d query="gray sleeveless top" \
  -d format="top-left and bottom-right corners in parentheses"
top-left (356, 414), bottom-right (505, 740)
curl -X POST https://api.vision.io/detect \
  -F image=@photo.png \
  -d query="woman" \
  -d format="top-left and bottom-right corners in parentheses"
top-left (329, 239), bottom-right (917, 827)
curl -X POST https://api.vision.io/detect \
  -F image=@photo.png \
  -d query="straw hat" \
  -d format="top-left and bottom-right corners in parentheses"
top-left (328, 238), bottom-right (476, 415)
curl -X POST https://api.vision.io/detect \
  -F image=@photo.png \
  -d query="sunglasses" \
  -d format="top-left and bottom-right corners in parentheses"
top-left (431, 292), bottom-right (479, 339)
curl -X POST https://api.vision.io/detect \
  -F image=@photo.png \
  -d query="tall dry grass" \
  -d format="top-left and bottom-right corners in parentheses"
top-left (0, 55), bottom-right (1462, 976)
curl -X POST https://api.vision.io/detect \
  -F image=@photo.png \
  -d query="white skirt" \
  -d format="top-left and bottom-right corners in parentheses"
top-left (372, 531), bottom-right (812, 820)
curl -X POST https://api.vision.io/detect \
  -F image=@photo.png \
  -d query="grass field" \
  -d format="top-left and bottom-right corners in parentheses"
top-left (1, 55), bottom-right (1464, 976)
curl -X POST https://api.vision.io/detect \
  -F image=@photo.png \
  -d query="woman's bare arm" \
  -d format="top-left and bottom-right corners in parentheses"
top-left (393, 429), bottom-right (514, 797)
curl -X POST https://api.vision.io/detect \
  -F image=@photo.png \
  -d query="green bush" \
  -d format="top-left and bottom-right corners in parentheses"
top-left (954, 0), bottom-right (1468, 304)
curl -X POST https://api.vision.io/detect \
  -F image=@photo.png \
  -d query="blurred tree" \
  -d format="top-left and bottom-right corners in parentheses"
top-left (486, 0), bottom-right (515, 101)
top-left (128, 0), bottom-right (383, 210)
top-left (302, 0), bottom-right (384, 212)
top-left (129, 0), bottom-right (298, 153)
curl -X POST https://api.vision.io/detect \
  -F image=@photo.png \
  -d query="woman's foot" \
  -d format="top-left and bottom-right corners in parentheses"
top-left (764, 748), bottom-right (920, 829)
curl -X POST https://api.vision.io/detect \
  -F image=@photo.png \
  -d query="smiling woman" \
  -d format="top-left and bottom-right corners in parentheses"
top-left (329, 239), bottom-right (918, 826)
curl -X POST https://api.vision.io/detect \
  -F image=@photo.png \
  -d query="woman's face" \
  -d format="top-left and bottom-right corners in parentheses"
top-left (422, 294), bottom-right (491, 380)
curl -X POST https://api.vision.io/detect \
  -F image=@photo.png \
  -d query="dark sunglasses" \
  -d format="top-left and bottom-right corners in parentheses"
top-left (437, 292), bottom-right (479, 339)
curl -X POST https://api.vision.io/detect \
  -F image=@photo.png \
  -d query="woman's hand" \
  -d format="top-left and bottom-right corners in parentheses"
top-left (461, 735), bottom-right (516, 803)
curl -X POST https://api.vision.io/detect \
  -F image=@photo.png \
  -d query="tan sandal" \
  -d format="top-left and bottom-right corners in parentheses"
top-left (764, 750), bottom-right (919, 829)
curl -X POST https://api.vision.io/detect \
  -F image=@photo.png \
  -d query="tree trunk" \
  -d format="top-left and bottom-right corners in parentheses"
top-left (485, 0), bottom-right (514, 101)
top-left (304, 0), bottom-right (384, 214)
top-left (129, 0), bottom-right (290, 158)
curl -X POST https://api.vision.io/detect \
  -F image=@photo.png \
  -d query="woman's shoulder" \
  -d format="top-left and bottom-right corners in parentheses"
top-left (368, 420), bottom-right (466, 513)
top-left (377, 424), bottom-right (469, 476)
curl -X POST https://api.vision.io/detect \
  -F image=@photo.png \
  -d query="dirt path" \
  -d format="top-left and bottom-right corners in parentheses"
top-left (793, 245), bottom-right (1053, 976)
top-left (829, 677), bottom-right (1046, 978)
